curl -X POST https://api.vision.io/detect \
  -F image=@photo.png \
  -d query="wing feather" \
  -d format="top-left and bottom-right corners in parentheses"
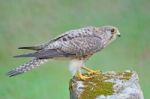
top-left (14, 49), bottom-right (75, 59)
top-left (60, 36), bottom-right (103, 56)
top-left (18, 46), bottom-right (43, 50)
top-left (15, 26), bottom-right (100, 59)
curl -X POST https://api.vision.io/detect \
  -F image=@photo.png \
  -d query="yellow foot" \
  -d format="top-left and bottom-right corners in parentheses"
top-left (88, 70), bottom-right (100, 75)
top-left (75, 71), bottom-right (92, 80)
top-left (81, 66), bottom-right (100, 75)
top-left (78, 74), bottom-right (92, 80)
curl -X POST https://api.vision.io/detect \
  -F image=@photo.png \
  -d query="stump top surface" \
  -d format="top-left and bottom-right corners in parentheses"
top-left (69, 70), bottom-right (144, 99)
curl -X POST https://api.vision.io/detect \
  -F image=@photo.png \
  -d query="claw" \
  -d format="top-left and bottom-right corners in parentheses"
top-left (75, 67), bottom-right (101, 80)
top-left (75, 71), bottom-right (92, 80)
top-left (87, 70), bottom-right (100, 75)
top-left (81, 66), bottom-right (101, 75)
top-left (79, 74), bottom-right (92, 80)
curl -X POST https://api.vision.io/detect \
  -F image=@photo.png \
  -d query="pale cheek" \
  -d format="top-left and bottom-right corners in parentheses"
top-left (110, 35), bottom-right (118, 42)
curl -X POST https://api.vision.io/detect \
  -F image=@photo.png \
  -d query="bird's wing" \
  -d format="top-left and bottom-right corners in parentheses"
top-left (60, 36), bottom-right (103, 56)
top-left (14, 48), bottom-right (75, 59)
top-left (18, 26), bottom-right (95, 51)
top-left (50, 26), bottom-right (95, 42)
top-left (15, 26), bottom-right (102, 59)
top-left (18, 46), bottom-right (43, 50)
top-left (14, 36), bottom-right (103, 59)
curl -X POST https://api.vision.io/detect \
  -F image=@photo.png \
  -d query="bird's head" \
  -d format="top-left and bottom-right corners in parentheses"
top-left (96, 26), bottom-right (121, 46)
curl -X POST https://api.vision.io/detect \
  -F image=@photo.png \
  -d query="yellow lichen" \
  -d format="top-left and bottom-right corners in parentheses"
top-left (79, 73), bottom-right (114, 99)
top-left (72, 71), bottom-right (133, 99)
top-left (117, 71), bottom-right (132, 80)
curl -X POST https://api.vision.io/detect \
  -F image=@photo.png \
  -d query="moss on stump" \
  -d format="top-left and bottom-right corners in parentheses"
top-left (69, 70), bottom-right (143, 99)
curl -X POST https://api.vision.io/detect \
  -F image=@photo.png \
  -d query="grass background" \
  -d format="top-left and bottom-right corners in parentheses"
top-left (0, 0), bottom-right (150, 99)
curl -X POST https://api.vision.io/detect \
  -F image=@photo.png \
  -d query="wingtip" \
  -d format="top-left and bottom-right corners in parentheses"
top-left (18, 47), bottom-right (23, 49)
top-left (13, 55), bottom-right (25, 58)
top-left (13, 52), bottom-right (36, 58)
top-left (18, 46), bottom-right (41, 50)
top-left (18, 47), bottom-right (31, 49)
top-left (13, 55), bottom-right (21, 58)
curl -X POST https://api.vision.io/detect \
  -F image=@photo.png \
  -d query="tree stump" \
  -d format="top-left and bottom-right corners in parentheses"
top-left (69, 70), bottom-right (144, 99)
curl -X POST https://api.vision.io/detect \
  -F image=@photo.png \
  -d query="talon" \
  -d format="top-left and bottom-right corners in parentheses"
top-left (75, 71), bottom-right (92, 80)
top-left (88, 70), bottom-right (100, 75)
top-left (79, 74), bottom-right (92, 80)
top-left (81, 66), bottom-right (101, 75)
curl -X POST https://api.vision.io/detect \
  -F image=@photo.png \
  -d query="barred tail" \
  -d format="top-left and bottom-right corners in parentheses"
top-left (7, 58), bottom-right (48, 77)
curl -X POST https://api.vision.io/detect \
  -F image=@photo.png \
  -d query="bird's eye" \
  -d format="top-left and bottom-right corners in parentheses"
top-left (111, 28), bottom-right (115, 33)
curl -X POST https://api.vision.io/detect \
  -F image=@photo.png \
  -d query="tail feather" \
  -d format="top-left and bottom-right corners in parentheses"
top-left (7, 58), bottom-right (48, 77)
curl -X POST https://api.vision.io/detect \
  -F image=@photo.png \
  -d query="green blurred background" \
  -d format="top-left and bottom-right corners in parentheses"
top-left (0, 0), bottom-right (149, 99)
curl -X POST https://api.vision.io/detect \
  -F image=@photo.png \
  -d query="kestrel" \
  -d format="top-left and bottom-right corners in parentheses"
top-left (7, 26), bottom-right (120, 80)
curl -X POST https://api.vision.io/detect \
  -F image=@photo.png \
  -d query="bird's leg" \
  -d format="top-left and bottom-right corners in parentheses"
top-left (81, 66), bottom-right (100, 75)
top-left (75, 70), bottom-right (91, 80)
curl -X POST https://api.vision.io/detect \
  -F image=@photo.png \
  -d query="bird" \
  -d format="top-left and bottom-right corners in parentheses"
top-left (7, 26), bottom-right (121, 80)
